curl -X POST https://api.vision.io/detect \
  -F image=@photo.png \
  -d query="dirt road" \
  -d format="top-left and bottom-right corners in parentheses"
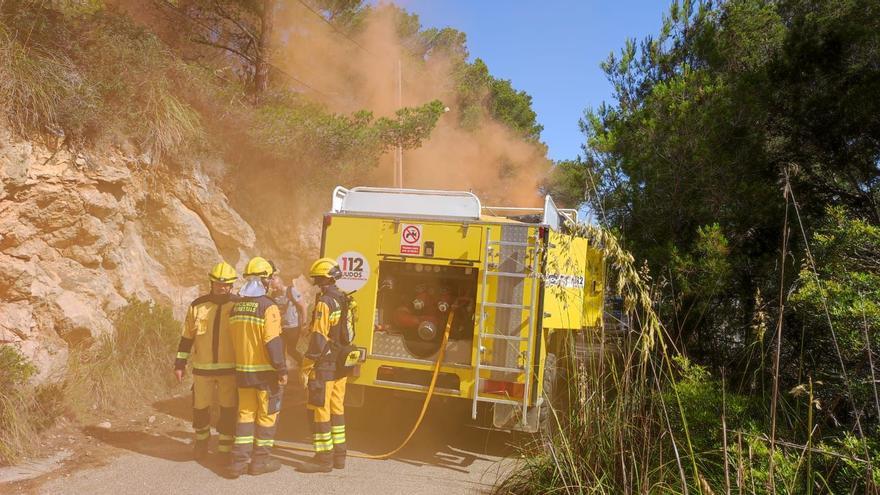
top-left (9, 389), bottom-right (521, 494)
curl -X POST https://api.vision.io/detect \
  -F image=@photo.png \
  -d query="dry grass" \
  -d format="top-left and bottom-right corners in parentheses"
top-left (0, 24), bottom-right (81, 137)
top-left (0, 347), bottom-right (64, 465)
top-left (0, 300), bottom-right (180, 465)
top-left (0, 6), bottom-right (203, 156)
top-left (64, 300), bottom-right (180, 419)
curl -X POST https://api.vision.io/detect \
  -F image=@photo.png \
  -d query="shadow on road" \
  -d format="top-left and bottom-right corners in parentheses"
top-left (82, 426), bottom-right (192, 463)
top-left (93, 385), bottom-right (521, 476)
top-left (337, 391), bottom-right (519, 473)
top-left (82, 426), bottom-right (231, 477)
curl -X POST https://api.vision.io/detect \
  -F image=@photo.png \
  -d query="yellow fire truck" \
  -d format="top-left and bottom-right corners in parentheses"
top-left (320, 186), bottom-right (604, 432)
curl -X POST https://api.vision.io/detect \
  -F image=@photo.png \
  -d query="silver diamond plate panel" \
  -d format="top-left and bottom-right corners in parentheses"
top-left (371, 332), bottom-right (472, 365)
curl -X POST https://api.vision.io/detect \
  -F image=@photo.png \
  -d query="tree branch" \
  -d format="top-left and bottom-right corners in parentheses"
top-left (191, 36), bottom-right (256, 64)
top-left (211, 0), bottom-right (258, 44)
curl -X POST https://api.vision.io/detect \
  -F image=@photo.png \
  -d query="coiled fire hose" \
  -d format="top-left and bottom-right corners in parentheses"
top-left (275, 309), bottom-right (455, 460)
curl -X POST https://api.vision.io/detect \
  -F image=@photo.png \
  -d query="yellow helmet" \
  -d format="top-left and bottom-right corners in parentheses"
top-left (244, 256), bottom-right (275, 278)
top-left (209, 261), bottom-right (237, 284)
top-left (309, 257), bottom-right (341, 280)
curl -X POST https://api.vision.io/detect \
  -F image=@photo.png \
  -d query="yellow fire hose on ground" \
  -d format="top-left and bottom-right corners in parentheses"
top-left (275, 310), bottom-right (455, 460)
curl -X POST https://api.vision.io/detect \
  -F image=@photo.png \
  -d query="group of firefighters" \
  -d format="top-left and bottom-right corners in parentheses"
top-left (173, 256), bottom-right (351, 479)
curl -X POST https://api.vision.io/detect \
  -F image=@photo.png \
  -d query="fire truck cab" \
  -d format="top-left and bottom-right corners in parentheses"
top-left (320, 186), bottom-right (604, 432)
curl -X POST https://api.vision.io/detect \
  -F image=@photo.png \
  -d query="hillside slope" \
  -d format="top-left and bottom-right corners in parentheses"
top-left (0, 126), bottom-right (299, 380)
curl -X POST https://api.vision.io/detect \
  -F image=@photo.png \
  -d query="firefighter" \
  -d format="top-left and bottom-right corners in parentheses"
top-left (174, 261), bottom-right (238, 460)
top-left (266, 260), bottom-right (307, 361)
top-left (299, 257), bottom-right (349, 473)
top-left (225, 256), bottom-right (288, 479)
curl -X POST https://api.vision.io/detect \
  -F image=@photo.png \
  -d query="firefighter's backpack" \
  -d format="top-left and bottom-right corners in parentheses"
top-left (335, 291), bottom-right (360, 376)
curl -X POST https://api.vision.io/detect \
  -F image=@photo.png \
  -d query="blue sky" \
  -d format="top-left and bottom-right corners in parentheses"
top-left (393, 0), bottom-right (671, 161)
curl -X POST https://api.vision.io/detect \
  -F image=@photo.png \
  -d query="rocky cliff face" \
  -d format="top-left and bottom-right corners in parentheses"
top-left (0, 128), bottom-right (311, 381)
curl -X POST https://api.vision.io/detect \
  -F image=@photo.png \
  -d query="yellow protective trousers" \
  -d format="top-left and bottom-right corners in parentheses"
top-left (191, 374), bottom-right (237, 453)
top-left (307, 377), bottom-right (346, 462)
top-left (231, 386), bottom-right (282, 470)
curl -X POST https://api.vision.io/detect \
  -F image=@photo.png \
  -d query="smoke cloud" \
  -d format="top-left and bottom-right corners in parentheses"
top-left (272, 2), bottom-right (551, 207)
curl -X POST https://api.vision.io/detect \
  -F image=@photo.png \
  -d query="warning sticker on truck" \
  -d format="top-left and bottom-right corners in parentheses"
top-left (336, 251), bottom-right (371, 292)
top-left (400, 224), bottom-right (422, 255)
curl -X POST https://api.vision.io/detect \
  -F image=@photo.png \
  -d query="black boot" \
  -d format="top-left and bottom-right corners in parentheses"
top-left (223, 464), bottom-right (247, 480)
top-left (333, 455), bottom-right (345, 470)
top-left (193, 440), bottom-right (209, 461)
top-left (248, 457), bottom-right (281, 475)
top-left (298, 454), bottom-right (333, 473)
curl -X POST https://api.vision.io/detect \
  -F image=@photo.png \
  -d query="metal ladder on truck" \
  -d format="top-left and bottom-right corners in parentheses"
top-left (472, 226), bottom-right (541, 427)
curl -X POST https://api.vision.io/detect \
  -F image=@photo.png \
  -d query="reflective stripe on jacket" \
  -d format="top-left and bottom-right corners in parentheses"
top-left (175, 294), bottom-right (236, 375)
top-left (229, 295), bottom-right (287, 387)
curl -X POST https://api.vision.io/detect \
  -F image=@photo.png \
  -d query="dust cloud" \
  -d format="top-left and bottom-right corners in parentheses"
top-left (272, 2), bottom-right (551, 207)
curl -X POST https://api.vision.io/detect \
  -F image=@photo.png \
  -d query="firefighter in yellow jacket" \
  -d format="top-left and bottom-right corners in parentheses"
top-left (299, 257), bottom-right (351, 473)
top-left (174, 261), bottom-right (238, 460)
top-left (225, 257), bottom-right (288, 479)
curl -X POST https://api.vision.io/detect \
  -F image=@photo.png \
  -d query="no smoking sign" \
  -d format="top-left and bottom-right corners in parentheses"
top-left (400, 224), bottom-right (422, 255)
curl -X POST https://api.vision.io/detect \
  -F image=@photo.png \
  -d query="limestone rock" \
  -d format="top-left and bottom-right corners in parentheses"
top-left (52, 290), bottom-right (112, 344)
top-left (142, 194), bottom-right (221, 288)
top-left (0, 124), bottom-right (314, 385)
top-left (176, 166), bottom-right (256, 263)
top-left (0, 253), bottom-right (37, 301)
top-left (0, 302), bottom-right (37, 343)
top-left (78, 186), bottom-right (119, 219)
top-left (0, 302), bottom-right (68, 381)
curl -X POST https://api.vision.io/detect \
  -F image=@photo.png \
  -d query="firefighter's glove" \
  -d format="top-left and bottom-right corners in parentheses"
top-left (268, 383), bottom-right (284, 415)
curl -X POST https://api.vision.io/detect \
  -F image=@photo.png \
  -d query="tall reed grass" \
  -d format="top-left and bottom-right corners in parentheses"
top-left (495, 224), bottom-right (879, 494)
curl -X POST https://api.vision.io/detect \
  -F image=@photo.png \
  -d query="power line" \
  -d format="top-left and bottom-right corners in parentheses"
top-left (158, 1), bottom-right (440, 104)
top-left (292, 0), bottom-right (375, 56)
top-left (270, 62), bottom-right (331, 97)
top-left (155, 0), bottom-right (331, 97)
top-left (292, 0), bottom-right (448, 63)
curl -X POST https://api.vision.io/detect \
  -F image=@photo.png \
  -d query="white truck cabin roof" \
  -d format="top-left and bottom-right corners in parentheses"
top-left (331, 186), bottom-right (579, 229)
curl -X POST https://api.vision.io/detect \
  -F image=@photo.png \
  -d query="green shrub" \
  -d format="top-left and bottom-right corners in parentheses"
top-left (665, 356), bottom-right (756, 466)
top-left (0, 346), bottom-right (49, 464)
top-left (65, 299), bottom-right (181, 417)
top-left (0, 344), bottom-right (36, 388)
top-left (789, 206), bottom-right (880, 424)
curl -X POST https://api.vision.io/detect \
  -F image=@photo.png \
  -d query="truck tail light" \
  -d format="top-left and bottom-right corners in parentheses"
top-left (480, 379), bottom-right (525, 399)
top-left (323, 214), bottom-right (332, 228)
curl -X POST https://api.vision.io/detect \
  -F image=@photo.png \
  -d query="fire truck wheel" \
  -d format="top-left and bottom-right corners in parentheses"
top-left (539, 353), bottom-right (558, 436)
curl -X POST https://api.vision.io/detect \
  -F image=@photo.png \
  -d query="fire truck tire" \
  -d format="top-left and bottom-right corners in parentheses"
top-left (539, 353), bottom-right (558, 435)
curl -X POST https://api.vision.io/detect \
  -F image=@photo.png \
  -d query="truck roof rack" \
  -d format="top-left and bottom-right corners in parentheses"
top-left (331, 186), bottom-right (579, 229)
top-left (483, 195), bottom-right (579, 230)
top-left (332, 186), bottom-right (483, 221)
